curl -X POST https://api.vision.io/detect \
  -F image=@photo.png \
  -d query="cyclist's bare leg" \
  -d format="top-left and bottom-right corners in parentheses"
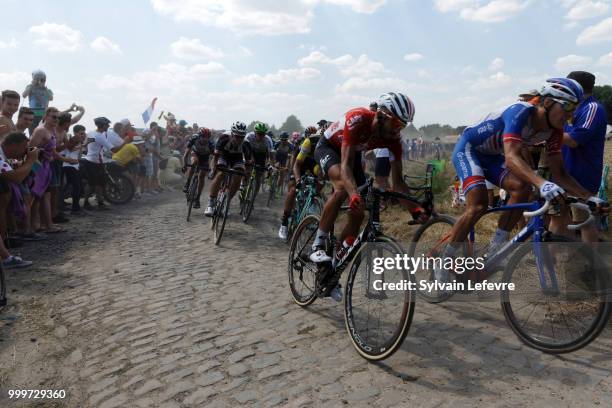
top-left (319, 165), bottom-right (347, 234)
top-left (498, 172), bottom-right (531, 231)
top-left (209, 171), bottom-right (224, 199)
top-left (447, 185), bottom-right (489, 245)
top-left (185, 155), bottom-right (197, 187)
top-left (229, 174), bottom-right (242, 200)
top-left (283, 180), bottom-right (296, 215)
top-left (197, 170), bottom-right (206, 200)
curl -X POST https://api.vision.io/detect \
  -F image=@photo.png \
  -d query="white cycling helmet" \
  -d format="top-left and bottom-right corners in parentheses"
top-left (377, 92), bottom-right (415, 124)
top-left (231, 121), bottom-right (247, 136)
top-left (540, 77), bottom-right (583, 104)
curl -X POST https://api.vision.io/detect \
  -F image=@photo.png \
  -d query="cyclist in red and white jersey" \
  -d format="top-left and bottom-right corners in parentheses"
top-left (310, 92), bottom-right (427, 266)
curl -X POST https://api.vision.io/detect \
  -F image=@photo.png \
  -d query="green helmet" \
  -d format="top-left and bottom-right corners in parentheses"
top-left (254, 122), bottom-right (268, 134)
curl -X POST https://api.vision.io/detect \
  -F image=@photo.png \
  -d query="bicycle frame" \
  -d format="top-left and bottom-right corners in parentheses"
top-left (470, 200), bottom-right (559, 293)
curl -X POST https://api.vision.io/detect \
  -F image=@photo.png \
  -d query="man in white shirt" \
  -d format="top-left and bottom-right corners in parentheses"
top-left (82, 117), bottom-right (132, 208)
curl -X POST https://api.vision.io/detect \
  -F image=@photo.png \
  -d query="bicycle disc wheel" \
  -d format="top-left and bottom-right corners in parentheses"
top-left (214, 193), bottom-right (230, 245)
top-left (501, 234), bottom-right (611, 353)
top-left (242, 177), bottom-right (257, 223)
top-left (408, 215), bottom-right (458, 303)
top-left (345, 235), bottom-right (415, 361)
top-left (288, 215), bottom-right (320, 306)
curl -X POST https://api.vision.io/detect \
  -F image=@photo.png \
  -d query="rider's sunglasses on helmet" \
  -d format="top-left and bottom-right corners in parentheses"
top-left (552, 98), bottom-right (577, 113)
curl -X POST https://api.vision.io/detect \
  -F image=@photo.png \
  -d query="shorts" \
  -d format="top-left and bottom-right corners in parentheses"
top-left (50, 160), bottom-right (62, 188)
top-left (217, 156), bottom-right (245, 171)
top-left (452, 138), bottom-right (508, 194)
top-left (314, 139), bottom-right (365, 187)
top-left (193, 153), bottom-right (211, 171)
top-left (81, 160), bottom-right (106, 187)
top-left (374, 148), bottom-right (394, 178)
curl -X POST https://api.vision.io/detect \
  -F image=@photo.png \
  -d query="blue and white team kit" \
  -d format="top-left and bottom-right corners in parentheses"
top-left (452, 102), bottom-right (562, 193)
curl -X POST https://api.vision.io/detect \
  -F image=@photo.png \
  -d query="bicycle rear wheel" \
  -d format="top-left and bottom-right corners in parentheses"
top-left (501, 235), bottom-right (611, 353)
top-left (214, 192), bottom-right (230, 245)
top-left (408, 215), bottom-right (458, 303)
top-left (288, 215), bottom-right (320, 306)
top-left (345, 235), bottom-right (415, 361)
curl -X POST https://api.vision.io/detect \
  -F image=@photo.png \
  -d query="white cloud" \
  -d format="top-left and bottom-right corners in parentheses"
top-left (319, 0), bottom-right (386, 13)
top-left (460, 1), bottom-right (529, 22)
top-left (339, 54), bottom-right (387, 78)
top-left (98, 62), bottom-right (228, 93)
top-left (151, 0), bottom-right (386, 36)
top-left (489, 57), bottom-right (504, 71)
top-left (434, 0), bottom-right (529, 22)
top-left (577, 17), bottom-right (612, 44)
top-left (598, 51), bottom-right (612, 66)
top-left (334, 76), bottom-right (412, 94)
top-left (170, 37), bottom-right (225, 60)
top-left (297, 51), bottom-right (386, 78)
top-left (298, 50), bottom-right (353, 66)
top-left (554, 54), bottom-right (593, 71)
top-left (433, 0), bottom-right (479, 13)
top-left (90, 36), bottom-right (122, 55)
top-left (566, 1), bottom-right (610, 20)
top-left (404, 53), bottom-right (424, 61)
top-left (235, 67), bottom-right (321, 86)
top-left (469, 71), bottom-right (511, 90)
top-left (29, 22), bottom-right (81, 52)
top-left (0, 38), bottom-right (18, 49)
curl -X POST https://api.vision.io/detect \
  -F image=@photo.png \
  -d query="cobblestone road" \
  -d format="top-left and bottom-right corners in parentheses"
top-left (1, 191), bottom-right (611, 407)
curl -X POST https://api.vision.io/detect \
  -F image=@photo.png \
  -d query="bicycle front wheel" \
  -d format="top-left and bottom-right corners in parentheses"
top-left (186, 173), bottom-right (199, 222)
top-left (501, 235), bottom-right (611, 353)
top-left (214, 192), bottom-right (230, 245)
top-left (345, 235), bottom-right (415, 361)
top-left (408, 215), bottom-right (457, 303)
top-left (288, 215), bottom-right (320, 306)
top-left (242, 177), bottom-right (257, 223)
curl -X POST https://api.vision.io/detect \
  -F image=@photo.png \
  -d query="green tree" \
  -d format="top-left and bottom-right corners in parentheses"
top-left (278, 115), bottom-right (304, 134)
top-left (593, 85), bottom-right (612, 125)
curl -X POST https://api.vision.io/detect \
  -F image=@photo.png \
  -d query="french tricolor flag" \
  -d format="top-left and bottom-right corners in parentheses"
top-left (142, 97), bottom-right (158, 125)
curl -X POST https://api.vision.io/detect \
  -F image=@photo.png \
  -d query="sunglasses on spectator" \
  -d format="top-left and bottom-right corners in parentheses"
top-left (553, 98), bottom-right (577, 113)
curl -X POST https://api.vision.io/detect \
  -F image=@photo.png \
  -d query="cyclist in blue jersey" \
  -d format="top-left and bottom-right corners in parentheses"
top-left (444, 78), bottom-right (607, 264)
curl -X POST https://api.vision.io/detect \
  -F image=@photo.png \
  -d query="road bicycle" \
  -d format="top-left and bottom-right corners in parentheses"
top-left (211, 168), bottom-right (244, 245)
top-left (288, 176), bottom-right (435, 361)
top-left (410, 197), bottom-right (611, 353)
top-left (282, 174), bottom-right (324, 243)
top-left (239, 164), bottom-right (267, 223)
top-left (184, 164), bottom-right (201, 221)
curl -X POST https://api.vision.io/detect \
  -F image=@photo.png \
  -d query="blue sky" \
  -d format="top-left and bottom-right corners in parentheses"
top-left (1, 0), bottom-right (611, 130)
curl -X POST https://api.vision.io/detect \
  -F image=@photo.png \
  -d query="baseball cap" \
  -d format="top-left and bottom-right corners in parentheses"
top-left (120, 118), bottom-right (132, 126)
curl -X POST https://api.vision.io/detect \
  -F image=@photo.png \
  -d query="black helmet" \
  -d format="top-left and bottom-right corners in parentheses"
top-left (279, 131), bottom-right (289, 140)
top-left (94, 117), bottom-right (111, 127)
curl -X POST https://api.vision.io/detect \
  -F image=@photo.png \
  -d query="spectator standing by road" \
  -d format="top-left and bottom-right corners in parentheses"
top-left (550, 71), bottom-right (609, 243)
top-left (0, 90), bottom-right (20, 142)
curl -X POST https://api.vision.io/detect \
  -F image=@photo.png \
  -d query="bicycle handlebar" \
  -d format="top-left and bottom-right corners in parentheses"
top-left (523, 198), bottom-right (596, 231)
top-left (523, 200), bottom-right (550, 217)
top-left (567, 202), bottom-right (595, 231)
